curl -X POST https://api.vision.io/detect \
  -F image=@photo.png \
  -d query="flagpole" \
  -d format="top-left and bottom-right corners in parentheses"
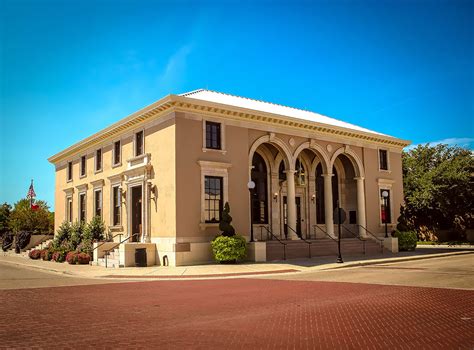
top-left (30, 179), bottom-right (33, 208)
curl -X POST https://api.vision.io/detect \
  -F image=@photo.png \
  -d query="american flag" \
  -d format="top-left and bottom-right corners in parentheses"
top-left (27, 180), bottom-right (36, 200)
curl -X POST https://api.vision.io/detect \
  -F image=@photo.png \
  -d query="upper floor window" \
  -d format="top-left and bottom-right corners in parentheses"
top-left (205, 122), bottom-right (221, 150)
top-left (67, 162), bottom-right (72, 181)
top-left (80, 156), bottom-right (86, 177)
top-left (113, 140), bottom-right (121, 165)
top-left (95, 149), bottom-right (102, 172)
top-left (135, 131), bottom-right (144, 156)
top-left (379, 149), bottom-right (388, 171)
top-left (204, 176), bottom-right (223, 223)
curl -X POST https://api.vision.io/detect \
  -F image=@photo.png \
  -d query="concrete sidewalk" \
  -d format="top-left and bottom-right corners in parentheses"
top-left (1, 246), bottom-right (473, 280)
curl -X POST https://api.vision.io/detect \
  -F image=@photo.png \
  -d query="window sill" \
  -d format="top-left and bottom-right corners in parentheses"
top-left (110, 225), bottom-right (123, 232)
top-left (94, 169), bottom-right (103, 174)
top-left (202, 147), bottom-right (227, 155)
top-left (199, 222), bottom-right (219, 230)
top-left (112, 162), bottom-right (122, 169)
top-left (79, 174), bottom-right (87, 179)
top-left (379, 169), bottom-right (392, 174)
top-left (67, 179), bottom-right (73, 183)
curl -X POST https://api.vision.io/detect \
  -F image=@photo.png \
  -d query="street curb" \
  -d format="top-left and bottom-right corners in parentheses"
top-left (319, 250), bottom-right (474, 270)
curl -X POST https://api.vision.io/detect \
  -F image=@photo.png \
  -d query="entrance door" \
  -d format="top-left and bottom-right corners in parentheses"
top-left (283, 196), bottom-right (302, 239)
top-left (131, 185), bottom-right (142, 242)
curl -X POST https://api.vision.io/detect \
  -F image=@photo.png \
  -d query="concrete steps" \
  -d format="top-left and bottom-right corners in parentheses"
top-left (96, 248), bottom-right (123, 268)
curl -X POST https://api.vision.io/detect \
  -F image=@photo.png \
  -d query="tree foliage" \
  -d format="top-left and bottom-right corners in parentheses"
top-left (402, 144), bottom-right (473, 236)
top-left (0, 203), bottom-right (12, 235)
top-left (219, 202), bottom-right (235, 237)
top-left (9, 199), bottom-right (54, 234)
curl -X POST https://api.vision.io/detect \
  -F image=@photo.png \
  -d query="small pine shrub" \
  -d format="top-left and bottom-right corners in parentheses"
top-left (28, 249), bottom-right (41, 260)
top-left (68, 221), bottom-right (83, 251)
top-left (211, 234), bottom-right (247, 263)
top-left (54, 221), bottom-right (72, 249)
top-left (51, 247), bottom-right (67, 262)
top-left (395, 230), bottom-right (417, 251)
top-left (80, 224), bottom-right (93, 257)
top-left (88, 216), bottom-right (106, 242)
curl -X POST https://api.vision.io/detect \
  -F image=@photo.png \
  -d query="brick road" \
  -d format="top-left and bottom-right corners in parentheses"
top-left (1, 278), bottom-right (472, 349)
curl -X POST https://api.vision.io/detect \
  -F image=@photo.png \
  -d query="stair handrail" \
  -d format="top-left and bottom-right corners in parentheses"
top-left (287, 226), bottom-right (312, 259)
top-left (312, 225), bottom-right (338, 243)
top-left (342, 225), bottom-right (366, 255)
top-left (259, 226), bottom-right (287, 260)
top-left (356, 224), bottom-right (384, 253)
top-left (104, 232), bottom-right (139, 268)
top-left (92, 232), bottom-right (124, 254)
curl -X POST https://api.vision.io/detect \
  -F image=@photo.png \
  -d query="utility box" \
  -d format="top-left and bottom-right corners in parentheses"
top-left (135, 248), bottom-right (147, 267)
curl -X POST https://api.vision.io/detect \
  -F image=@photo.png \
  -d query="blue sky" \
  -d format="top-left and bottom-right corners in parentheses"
top-left (1, 0), bottom-right (473, 208)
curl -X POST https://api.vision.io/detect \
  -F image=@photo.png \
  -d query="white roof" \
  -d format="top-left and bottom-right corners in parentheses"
top-left (180, 89), bottom-right (386, 136)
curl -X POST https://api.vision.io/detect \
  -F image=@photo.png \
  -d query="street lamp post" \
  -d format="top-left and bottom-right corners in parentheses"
top-left (247, 180), bottom-right (256, 242)
top-left (382, 190), bottom-right (389, 238)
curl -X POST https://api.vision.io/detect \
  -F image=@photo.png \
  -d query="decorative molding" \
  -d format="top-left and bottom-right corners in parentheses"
top-left (377, 178), bottom-right (396, 185)
top-left (197, 160), bottom-right (232, 169)
top-left (91, 179), bottom-right (105, 188)
top-left (108, 174), bottom-right (123, 184)
top-left (75, 184), bottom-right (88, 191)
top-left (63, 187), bottom-right (74, 195)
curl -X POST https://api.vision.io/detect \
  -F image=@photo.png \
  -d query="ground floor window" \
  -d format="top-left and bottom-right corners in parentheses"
top-left (112, 186), bottom-right (121, 226)
top-left (66, 196), bottom-right (73, 223)
top-left (380, 189), bottom-right (391, 224)
top-left (204, 176), bottom-right (223, 223)
top-left (94, 189), bottom-right (102, 218)
top-left (79, 193), bottom-right (86, 222)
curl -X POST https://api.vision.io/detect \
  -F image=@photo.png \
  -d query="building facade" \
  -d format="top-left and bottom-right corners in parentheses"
top-left (49, 89), bottom-right (410, 266)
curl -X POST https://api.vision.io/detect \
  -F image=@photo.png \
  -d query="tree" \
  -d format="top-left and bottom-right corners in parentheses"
top-left (9, 199), bottom-right (53, 234)
top-left (219, 202), bottom-right (235, 237)
top-left (402, 144), bottom-right (473, 238)
top-left (0, 203), bottom-right (12, 235)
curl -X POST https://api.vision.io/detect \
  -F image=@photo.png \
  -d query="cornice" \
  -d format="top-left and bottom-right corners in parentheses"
top-left (48, 94), bottom-right (411, 165)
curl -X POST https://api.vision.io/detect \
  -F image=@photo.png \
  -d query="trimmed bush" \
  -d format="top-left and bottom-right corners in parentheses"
top-left (76, 252), bottom-right (91, 265)
top-left (66, 251), bottom-right (78, 265)
top-left (41, 249), bottom-right (52, 261)
top-left (51, 248), bottom-right (67, 263)
top-left (395, 230), bottom-right (417, 251)
top-left (28, 249), bottom-right (41, 260)
top-left (211, 234), bottom-right (247, 263)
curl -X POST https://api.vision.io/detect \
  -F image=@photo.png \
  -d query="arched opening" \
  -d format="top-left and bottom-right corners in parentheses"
top-left (334, 154), bottom-right (357, 226)
top-left (251, 152), bottom-right (268, 224)
top-left (315, 164), bottom-right (339, 224)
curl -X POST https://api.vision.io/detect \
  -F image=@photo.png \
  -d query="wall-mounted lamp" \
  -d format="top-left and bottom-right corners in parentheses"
top-left (273, 192), bottom-right (278, 202)
top-left (150, 183), bottom-right (158, 201)
top-left (311, 194), bottom-right (316, 203)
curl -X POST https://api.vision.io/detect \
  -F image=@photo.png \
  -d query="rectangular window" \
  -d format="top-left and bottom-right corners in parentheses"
top-left (379, 149), bottom-right (388, 171)
top-left (95, 149), bottom-right (102, 171)
top-left (380, 189), bottom-right (391, 223)
top-left (80, 156), bottom-right (86, 177)
top-left (94, 189), bottom-right (102, 218)
top-left (66, 196), bottom-right (73, 223)
top-left (112, 186), bottom-right (121, 226)
top-left (67, 162), bottom-right (72, 181)
top-left (204, 176), bottom-right (223, 223)
top-left (113, 141), bottom-right (121, 165)
top-left (79, 193), bottom-right (86, 222)
top-left (135, 131), bottom-right (144, 156)
top-left (205, 122), bottom-right (221, 150)
top-left (349, 210), bottom-right (357, 224)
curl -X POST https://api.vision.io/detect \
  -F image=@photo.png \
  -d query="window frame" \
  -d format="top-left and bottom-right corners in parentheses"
top-left (134, 130), bottom-right (144, 157)
top-left (78, 192), bottom-right (87, 223)
top-left (95, 148), bottom-right (102, 173)
top-left (112, 140), bottom-right (121, 167)
top-left (204, 176), bottom-right (224, 223)
top-left (66, 196), bottom-right (73, 223)
top-left (202, 119), bottom-right (226, 154)
top-left (111, 184), bottom-right (122, 227)
top-left (67, 161), bottom-right (73, 182)
top-left (378, 148), bottom-right (390, 172)
top-left (80, 155), bottom-right (87, 178)
top-left (94, 188), bottom-right (102, 218)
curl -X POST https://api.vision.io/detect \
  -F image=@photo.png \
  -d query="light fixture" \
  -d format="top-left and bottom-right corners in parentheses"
top-left (311, 194), bottom-right (316, 203)
top-left (381, 190), bottom-right (389, 198)
top-left (273, 192), bottom-right (278, 201)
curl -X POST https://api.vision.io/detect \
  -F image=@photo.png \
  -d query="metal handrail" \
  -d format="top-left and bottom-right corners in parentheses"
top-left (312, 225), bottom-right (338, 243)
top-left (287, 226), bottom-right (312, 258)
top-left (341, 225), bottom-right (366, 255)
top-left (104, 232), bottom-right (139, 268)
top-left (92, 232), bottom-right (124, 253)
top-left (259, 226), bottom-right (286, 260)
top-left (356, 225), bottom-right (384, 253)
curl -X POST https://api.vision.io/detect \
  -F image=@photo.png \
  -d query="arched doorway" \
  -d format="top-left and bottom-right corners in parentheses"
top-left (251, 152), bottom-right (268, 225)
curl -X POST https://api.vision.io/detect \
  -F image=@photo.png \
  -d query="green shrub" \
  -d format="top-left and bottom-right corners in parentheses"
top-left (51, 247), bottom-right (68, 262)
top-left (219, 202), bottom-right (235, 237)
top-left (211, 234), bottom-right (247, 263)
top-left (80, 224), bottom-right (93, 256)
top-left (54, 221), bottom-right (71, 248)
top-left (28, 249), bottom-right (41, 259)
top-left (395, 230), bottom-right (417, 251)
top-left (88, 216), bottom-right (105, 242)
top-left (66, 251), bottom-right (78, 264)
top-left (77, 252), bottom-right (91, 265)
top-left (68, 221), bottom-right (83, 251)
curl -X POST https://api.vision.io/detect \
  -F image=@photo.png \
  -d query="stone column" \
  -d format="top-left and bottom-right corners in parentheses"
top-left (271, 172), bottom-right (280, 238)
top-left (285, 170), bottom-right (299, 240)
top-left (355, 177), bottom-right (367, 237)
top-left (323, 173), bottom-right (335, 237)
top-left (308, 175), bottom-right (317, 239)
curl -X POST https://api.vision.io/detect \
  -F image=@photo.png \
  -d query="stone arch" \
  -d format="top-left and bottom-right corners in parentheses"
top-left (330, 146), bottom-right (365, 178)
top-left (249, 135), bottom-right (293, 172)
top-left (292, 141), bottom-right (331, 174)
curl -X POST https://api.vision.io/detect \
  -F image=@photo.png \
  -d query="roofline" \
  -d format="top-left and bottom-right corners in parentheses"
top-left (48, 93), bottom-right (411, 164)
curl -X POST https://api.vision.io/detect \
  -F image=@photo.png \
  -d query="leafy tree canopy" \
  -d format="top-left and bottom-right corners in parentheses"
top-left (402, 144), bottom-right (473, 232)
top-left (0, 203), bottom-right (12, 234)
top-left (9, 199), bottom-right (54, 234)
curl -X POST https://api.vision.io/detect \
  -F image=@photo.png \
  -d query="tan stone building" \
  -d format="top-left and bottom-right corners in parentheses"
top-left (48, 89), bottom-right (410, 266)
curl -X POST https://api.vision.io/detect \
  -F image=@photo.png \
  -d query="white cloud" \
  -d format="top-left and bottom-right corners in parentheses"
top-left (157, 44), bottom-right (194, 90)
top-left (406, 137), bottom-right (474, 150)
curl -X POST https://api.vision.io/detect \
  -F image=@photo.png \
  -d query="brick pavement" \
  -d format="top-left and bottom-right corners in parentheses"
top-left (1, 279), bottom-right (472, 349)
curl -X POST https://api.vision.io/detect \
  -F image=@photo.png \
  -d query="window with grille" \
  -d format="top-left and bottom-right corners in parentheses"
top-left (80, 156), bottom-right (86, 176)
top-left (135, 131), bottom-right (144, 156)
top-left (94, 189), bottom-right (102, 218)
top-left (79, 193), bottom-right (86, 222)
top-left (205, 122), bottom-right (221, 150)
top-left (204, 176), bottom-right (223, 223)
top-left (379, 150), bottom-right (388, 170)
top-left (113, 141), bottom-right (121, 165)
top-left (112, 186), bottom-right (121, 226)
